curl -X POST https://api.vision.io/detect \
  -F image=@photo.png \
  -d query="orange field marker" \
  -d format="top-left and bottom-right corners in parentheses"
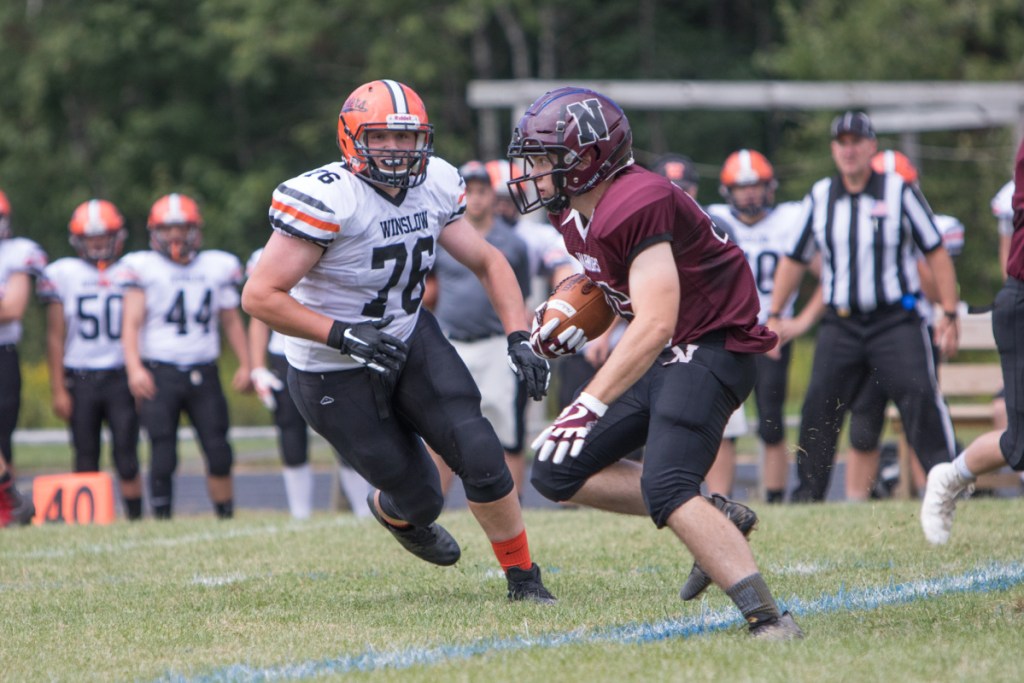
top-left (32, 472), bottom-right (116, 525)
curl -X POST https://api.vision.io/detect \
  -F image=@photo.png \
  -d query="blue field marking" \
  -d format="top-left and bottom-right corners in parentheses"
top-left (156, 562), bottom-right (1024, 682)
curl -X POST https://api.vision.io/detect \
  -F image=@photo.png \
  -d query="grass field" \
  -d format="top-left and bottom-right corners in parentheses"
top-left (3, 498), bottom-right (1024, 682)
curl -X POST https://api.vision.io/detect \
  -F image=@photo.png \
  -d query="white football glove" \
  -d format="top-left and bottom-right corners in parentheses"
top-left (529, 303), bottom-right (590, 359)
top-left (250, 367), bottom-right (284, 411)
top-left (532, 392), bottom-right (608, 464)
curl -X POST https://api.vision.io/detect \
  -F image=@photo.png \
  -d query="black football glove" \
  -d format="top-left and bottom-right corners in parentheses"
top-left (327, 315), bottom-right (408, 377)
top-left (506, 330), bottom-right (550, 401)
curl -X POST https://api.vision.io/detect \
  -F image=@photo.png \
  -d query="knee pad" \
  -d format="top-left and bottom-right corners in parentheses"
top-left (529, 457), bottom-right (586, 503)
top-left (207, 451), bottom-right (233, 478)
top-left (1000, 430), bottom-right (1024, 471)
top-left (757, 418), bottom-right (785, 446)
top-left (452, 417), bottom-right (515, 503)
top-left (641, 468), bottom-right (703, 528)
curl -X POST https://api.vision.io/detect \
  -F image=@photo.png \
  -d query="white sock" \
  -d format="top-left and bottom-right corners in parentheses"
top-left (952, 453), bottom-right (976, 482)
top-left (338, 465), bottom-right (373, 518)
top-left (282, 464), bottom-right (314, 519)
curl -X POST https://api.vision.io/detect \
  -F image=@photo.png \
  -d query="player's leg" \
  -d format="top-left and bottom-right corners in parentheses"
top-left (0, 448), bottom-right (33, 527)
top-left (139, 364), bottom-right (185, 519)
top-left (872, 313), bottom-right (955, 473)
top-left (844, 374), bottom-right (888, 501)
top-left (0, 345), bottom-right (21, 468)
top-left (923, 279), bottom-right (1024, 543)
top-left (754, 346), bottom-right (791, 503)
top-left (646, 348), bottom-right (800, 638)
top-left (792, 316), bottom-right (866, 502)
top-left (182, 364), bottom-right (234, 519)
top-left (66, 372), bottom-right (105, 474)
top-left (399, 313), bottom-right (554, 601)
top-left (270, 353), bottom-right (313, 519)
top-left (706, 407), bottom-right (747, 497)
top-left (105, 369), bottom-right (143, 520)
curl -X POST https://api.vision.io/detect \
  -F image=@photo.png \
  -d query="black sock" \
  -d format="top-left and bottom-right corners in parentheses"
top-left (124, 497), bottom-right (143, 520)
top-left (725, 572), bottom-right (781, 627)
top-left (766, 489), bottom-right (785, 504)
top-left (153, 504), bottom-right (172, 520)
top-left (214, 500), bottom-right (234, 519)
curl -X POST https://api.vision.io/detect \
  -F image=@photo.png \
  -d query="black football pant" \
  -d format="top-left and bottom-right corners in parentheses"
top-left (139, 361), bottom-right (233, 514)
top-left (65, 368), bottom-right (140, 481)
top-left (269, 353), bottom-right (308, 467)
top-left (793, 307), bottom-right (954, 501)
top-left (0, 345), bottom-right (20, 465)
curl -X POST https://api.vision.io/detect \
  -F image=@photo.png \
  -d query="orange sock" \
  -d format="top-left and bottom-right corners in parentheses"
top-left (491, 530), bottom-right (532, 571)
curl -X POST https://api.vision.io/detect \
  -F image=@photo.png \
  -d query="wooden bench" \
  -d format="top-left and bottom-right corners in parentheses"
top-left (888, 307), bottom-right (1020, 498)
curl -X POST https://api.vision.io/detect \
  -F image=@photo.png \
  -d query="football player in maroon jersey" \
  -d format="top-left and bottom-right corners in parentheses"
top-left (508, 86), bottom-right (801, 639)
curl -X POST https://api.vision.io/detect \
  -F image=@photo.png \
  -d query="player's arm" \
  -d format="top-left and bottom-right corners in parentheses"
top-left (219, 306), bottom-right (252, 392)
top-left (241, 231), bottom-right (333, 343)
top-left (438, 217), bottom-right (531, 333)
top-left (248, 316), bottom-right (270, 370)
top-left (45, 301), bottom-right (72, 421)
top-left (923, 244), bottom-right (960, 359)
top-left (0, 272), bottom-right (30, 323)
top-left (580, 241), bottom-right (679, 405)
top-left (122, 287), bottom-right (156, 400)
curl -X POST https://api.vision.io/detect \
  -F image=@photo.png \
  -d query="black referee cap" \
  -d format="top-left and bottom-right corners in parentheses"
top-left (831, 111), bottom-right (876, 140)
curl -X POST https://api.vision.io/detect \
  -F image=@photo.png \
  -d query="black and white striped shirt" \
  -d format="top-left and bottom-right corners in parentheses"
top-left (788, 171), bottom-right (943, 314)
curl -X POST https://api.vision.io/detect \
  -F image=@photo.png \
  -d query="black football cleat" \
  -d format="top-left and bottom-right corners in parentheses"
top-left (506, 563), bottom-right (557, 604)
top-left (366, 490), bottom-right (461, 566)
top-left (749, 611), bottom-right (804, 640)
top-left (679, 494), bottom-right (759, 601)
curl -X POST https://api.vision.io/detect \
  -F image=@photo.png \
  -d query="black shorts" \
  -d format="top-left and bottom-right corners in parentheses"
top-left (995, 277), bottom-right (1024, 469)
top-left (287, 311), bottom-right (512, 518)
top-left (531, 333), bottom-right (756, 527)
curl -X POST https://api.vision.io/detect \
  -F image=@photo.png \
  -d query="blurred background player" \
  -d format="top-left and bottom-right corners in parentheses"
top-left (840, 150), bottom-right (967, 500)
top-left (705, 150), bottom-right (808, 502)
top-left (486, 159), bottom-right (577, 465)
top-left (247, 247), bottom-right (372, 519)
top-left (652, 152), bottom-right (749, 495)
top-left (992, 178), bottom-right (1015, 279)
top-left (38, 199), bottom-right (143, 520)
top-left (120, 193), bottom-right (252, 519)
top-left (0, 188), bottom-right (48, 473)
top-left (429, 160), bottom-right (533, 494)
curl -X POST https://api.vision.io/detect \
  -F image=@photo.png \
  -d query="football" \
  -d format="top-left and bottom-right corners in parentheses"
top-left (541, 274), bottom-right (616, 341)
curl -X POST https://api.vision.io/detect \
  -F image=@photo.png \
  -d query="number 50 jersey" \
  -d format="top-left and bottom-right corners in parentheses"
top-left (269, 159), bottom-right (465, 372)
top-left (37, 258), bottom-right (127, 370)
top-left (115, 250), bottom-right (243, 366)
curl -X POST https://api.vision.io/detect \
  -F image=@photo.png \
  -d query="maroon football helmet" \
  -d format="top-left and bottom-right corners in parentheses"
top-left (506, 87), bottom-right (633, 213)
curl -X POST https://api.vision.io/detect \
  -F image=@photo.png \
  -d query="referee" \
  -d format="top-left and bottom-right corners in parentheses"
top-left (767, 111), bottom-right (960, 502)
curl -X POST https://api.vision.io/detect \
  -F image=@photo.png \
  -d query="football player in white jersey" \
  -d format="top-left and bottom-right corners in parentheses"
top-left (0, 188), bottom-right (48, 472)
top-left (705, 151), bottom-right (808, 502)
top-left (119, 193), bottom-right (252, 519)
top-left (38, 200), bottom-right (143, 519)
top-left (993, 179), bottom-right (1015, 278)
top-left (243, 79), bottom-right (555, 602)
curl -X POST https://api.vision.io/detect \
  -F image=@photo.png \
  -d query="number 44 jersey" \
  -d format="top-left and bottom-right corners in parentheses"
top-left (269, 159), bottom-right (465, 372)
top-left (115, 249), bottom-right (243, 366)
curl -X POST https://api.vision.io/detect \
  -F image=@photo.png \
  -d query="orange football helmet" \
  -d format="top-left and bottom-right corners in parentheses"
top-left (0, 188), bottom-right (10, 239)
top-left (68, 199), bottom-right (126, 266)
top-left (337, 79), bottom-right (433, 189)
top-left (871, 150), bottom-right (918, 184)
top-left (719, 149), bottom-right (777, 217)
top-left (147, 193), bottom-right (203, 263)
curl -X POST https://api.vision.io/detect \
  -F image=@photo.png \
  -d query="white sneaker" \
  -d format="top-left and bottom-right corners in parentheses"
top-left (920, 462), bottom-right (972, 545)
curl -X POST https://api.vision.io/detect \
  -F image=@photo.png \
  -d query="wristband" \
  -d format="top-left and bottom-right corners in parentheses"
top-left (577, 391), bottom-right (609, 417)
top-left (943, 310), bottom-right (958, 321)
top-left (766, 312), bottom-right (781, 320)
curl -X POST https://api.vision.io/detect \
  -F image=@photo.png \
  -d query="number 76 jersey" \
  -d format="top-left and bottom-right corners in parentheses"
top-left (269, 159), bottom-right (464, 372)
top-left (115, 249), bottom-right (243, 365)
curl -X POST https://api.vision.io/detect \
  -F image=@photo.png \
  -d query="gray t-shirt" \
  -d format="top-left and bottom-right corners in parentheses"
top-left (434, 219), bottom-right (530, 340)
